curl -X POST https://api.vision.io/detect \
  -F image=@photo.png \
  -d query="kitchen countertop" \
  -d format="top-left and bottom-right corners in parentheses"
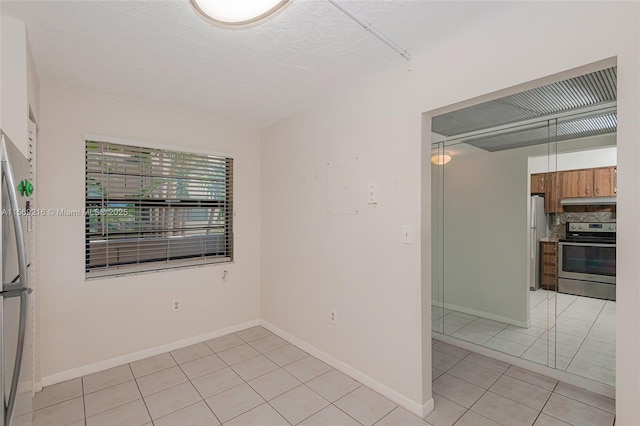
top-left (539, 237), bottom-right (559, 242)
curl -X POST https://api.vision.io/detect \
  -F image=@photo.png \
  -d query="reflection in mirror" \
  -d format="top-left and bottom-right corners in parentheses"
top-left (430, 66), bottom-right (617, 388)
top-left (547, 118), bottom-right (617, 386)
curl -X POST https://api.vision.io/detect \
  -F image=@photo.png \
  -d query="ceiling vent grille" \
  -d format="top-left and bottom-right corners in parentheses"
top-left (465, 111), bottom-right (617, 152)
top-left (432, 67), bottom-right (617, 138)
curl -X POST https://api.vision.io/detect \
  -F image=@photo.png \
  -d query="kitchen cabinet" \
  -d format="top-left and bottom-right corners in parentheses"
top-left (540, 241), bottom-right (557, 291)
top-left (561, 168), bottom-right (593, 198)
top-left (593, 166), bottom-right (617, 197)
top-left (544, 172), bottom-right (562, 213)
top-left (530, 173), bottom-right (547, 194)
top-left (531, 165), bottom-right (616, 213)
top-left (528, 172), bottom-right (560, 213)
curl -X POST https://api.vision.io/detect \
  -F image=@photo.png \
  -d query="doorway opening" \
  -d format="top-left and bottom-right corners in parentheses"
top-left (424, 59), bottom-right (617, 392)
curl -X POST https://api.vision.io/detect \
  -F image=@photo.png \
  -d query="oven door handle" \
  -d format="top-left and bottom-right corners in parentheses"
top-left (559, 242), bottom-right (616, 248)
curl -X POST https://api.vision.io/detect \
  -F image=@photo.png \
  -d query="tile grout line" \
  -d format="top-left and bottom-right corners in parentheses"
top-left (451, 318), bottom-right (505, 345)
top-left (467, 377), bottom-right (542, 425)
top-left (204, 334), bottom-right (245, 353)
top-left (80, 375), bottom-right (86, 426)
top-left (328, 389), bottom-right (370, 426)
top-left (127, 363), bottom-right (154, 425)
top-left (440, 350), bottom-right (549, 424)
top-left (438, 290), bottom-right (614, 386)
top-left (551, 389), bottom-right (615, 415)
top-left (265, 383), bottom-right (328, 426)
top-left (170, 329), bottom-right (315, 425)
top-left (143, 330), bottom-right (313, 424)
top-left (529, 378), bottom-right (560, 425)
top-left (371, 406), bottom-right (401, 426)
top-left (168, 349), bottom-right (225, 425)
top-left (215, 332), bottom-right (319, 425)
top-left (170, 343), bottom-right (215, 366)
top-left (83, 370), bottom-right (149, 421)
top-left (448, 350), bottom-right (497, 424)
top-left (540, 377), bottom-right (614, 426)
top-left (563, 300), bottom-right (607, 377)
top-left (81, 374), bottom-right (88, 422)
top-left (439, 340), bottom-right (616, 417)
top-left (240, 374), bottom-right (290, 425)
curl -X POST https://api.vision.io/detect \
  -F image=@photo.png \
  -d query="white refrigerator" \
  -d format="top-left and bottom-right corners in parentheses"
top-left (529, 195), bottom-right (548, 291)
top-left (1, 132), bottom-right (34, 426)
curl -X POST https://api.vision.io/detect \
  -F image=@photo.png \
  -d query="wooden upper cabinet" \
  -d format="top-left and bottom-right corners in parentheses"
top-left (545, 172), bottom-right (562, 213)
top-left (530, 166), bottom-right (616, 213)
top-left (593, 166), bottom-right (617, 197)
top-left (530, 173), bottom-right (547, 194)
top-left (561, 169), bottom-right (593, 198)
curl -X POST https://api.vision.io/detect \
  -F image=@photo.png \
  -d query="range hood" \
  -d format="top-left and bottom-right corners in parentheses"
top-left (560, 197), bottom-right (616, 206)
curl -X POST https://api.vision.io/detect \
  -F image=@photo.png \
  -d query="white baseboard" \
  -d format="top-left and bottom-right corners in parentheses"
top-left (422, 398), bottom-right (434, 418)
top-left (433, 301), bottom-right (528, 328)
top-left (260, 320), bottom-right (430, 418)
top-left (41, 319), bottom-right (260, 387)
top-left (41, 318), bottom-right (435, 419)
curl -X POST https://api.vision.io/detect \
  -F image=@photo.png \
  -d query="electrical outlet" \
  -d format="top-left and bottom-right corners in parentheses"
top-left (173, 300), bottom-right (180, 312)
top-left (329, 309), bottom-right (337, 324)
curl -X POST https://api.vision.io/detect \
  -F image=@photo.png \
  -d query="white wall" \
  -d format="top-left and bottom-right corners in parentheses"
top-left (26, 36), bottom-right (39, 122)
top-left (262, 84), bottom-right (425, 411)
top-left (36, 85), bottom-right (261, 382)
top-left (1, 17), bottom-right (29, 156)
top-left (529, 142), bottom-right (617, 174)
top-left (261, 2), bottom-right (640, 421)
top-left (437, 143), bottom-right (536, 327)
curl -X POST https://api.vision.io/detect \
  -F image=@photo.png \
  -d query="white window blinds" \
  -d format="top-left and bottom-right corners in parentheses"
top-left (85, 140), bottom-right (233, 278)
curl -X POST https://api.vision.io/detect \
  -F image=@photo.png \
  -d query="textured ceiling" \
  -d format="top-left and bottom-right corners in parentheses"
top-left (1, 0), bottom-right (523, 128)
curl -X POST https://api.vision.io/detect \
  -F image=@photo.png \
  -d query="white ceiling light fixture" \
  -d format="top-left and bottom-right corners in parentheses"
top-left (190, 0), bottom-right (291, 27)
top-left (431, 153), bottom-right (452, 165)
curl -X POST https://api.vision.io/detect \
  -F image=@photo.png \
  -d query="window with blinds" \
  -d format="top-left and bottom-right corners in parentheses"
top-left (85, 140), bottom-right (233, 278)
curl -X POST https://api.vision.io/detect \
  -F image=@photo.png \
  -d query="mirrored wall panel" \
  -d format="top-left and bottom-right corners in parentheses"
top-left (430, 66), bottom-right (617, 387)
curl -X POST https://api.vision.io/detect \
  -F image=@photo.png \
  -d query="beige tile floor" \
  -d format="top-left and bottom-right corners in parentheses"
top-left (432, 290), bottom-right (616, 386)
top-left (32, 326), bottom-right (614, 426)
top-left (430, 340), bottom-right (614, 426)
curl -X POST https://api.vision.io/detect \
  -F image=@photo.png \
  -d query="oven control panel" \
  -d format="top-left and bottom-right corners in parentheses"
top-left (567, 222), bottom-right (616, 233)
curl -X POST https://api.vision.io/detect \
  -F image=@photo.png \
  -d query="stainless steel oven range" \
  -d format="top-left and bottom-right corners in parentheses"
top-left (558, 221), bottom-right (616, 301)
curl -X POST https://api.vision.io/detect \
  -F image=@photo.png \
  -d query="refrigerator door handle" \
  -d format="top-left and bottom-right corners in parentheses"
top-left (1, 136), bottom-right (30, 426)
top-left (0, 287), bottom-right (33, 299)
top-left (2, 264), bottom-right (32, 290)
top-left (530, 228), bottom-right (536, 259)
top-left (529, 196), bottom-right (536, 229)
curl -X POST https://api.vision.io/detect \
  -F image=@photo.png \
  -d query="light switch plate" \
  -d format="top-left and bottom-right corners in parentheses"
top-left (401, 225), bottom-right (413, 244)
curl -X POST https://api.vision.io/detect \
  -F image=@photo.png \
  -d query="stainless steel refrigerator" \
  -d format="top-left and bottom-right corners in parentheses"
top-left (529, 195), bottom-right (548, 291)
top-left (1, 132), bottom-right (34, 426)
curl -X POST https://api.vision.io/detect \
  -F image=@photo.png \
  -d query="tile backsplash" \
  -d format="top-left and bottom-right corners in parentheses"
top-left (549, 211), bottom-right (616, 239)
